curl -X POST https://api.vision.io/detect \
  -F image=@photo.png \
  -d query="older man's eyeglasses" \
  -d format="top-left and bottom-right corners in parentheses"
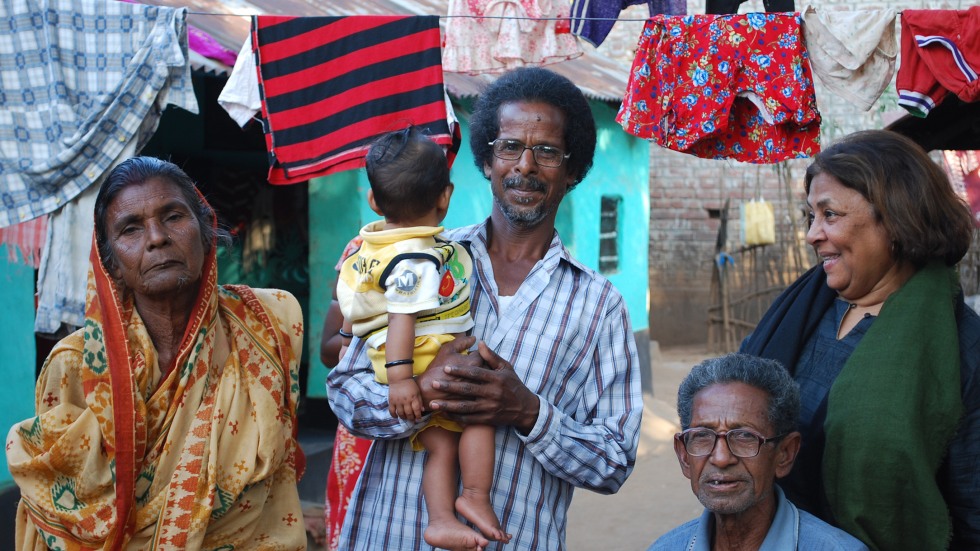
top-left (488, 139), bottom-right (570, 168)
top-left (676, 428), bottom-right (787, 458)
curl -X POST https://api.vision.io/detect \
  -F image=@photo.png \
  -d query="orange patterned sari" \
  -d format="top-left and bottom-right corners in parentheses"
top-left (7, 231), bottom-right (307, 550)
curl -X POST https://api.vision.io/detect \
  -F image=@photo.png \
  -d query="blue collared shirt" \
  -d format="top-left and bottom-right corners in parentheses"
top-left (648, 486), bottom-right (869, 550)
top-left (327, 220), bottom-right (643, 550)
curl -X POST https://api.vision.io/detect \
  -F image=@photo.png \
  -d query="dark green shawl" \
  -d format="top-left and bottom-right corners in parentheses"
top-left (824, 261), bottom-right (963, 550)
top-left (742, 261), bottom-right (964, 550)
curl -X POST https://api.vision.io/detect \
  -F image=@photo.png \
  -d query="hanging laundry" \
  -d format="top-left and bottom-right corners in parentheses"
top-left (742, 199), bottom-right (776, 246)
top-left (802, 6), bottom-right (898, 112)
top-left (0, 0), bottom-right (197, 228)
top-left (221, 29), bottom-right (461, 172)
top-left (570, 0), bottom-right (686, 48)
top-left (218, 35), bottom-right (264, 128)
top-left (443, 0), bottom-right (582, 75)
top-left (443, 94), bottom-right (463, 170)
top-left (187, 25), bottom-right (239, 67)
top-left (0, 216), bottom-right (48, 268)
top-left (118, 0), bottom-right (237, 67)
top-left (34, 180), bottom-right (97, 335)
top-left (897, 7), bottom-right (980, 118)
top-left (618, 13), bottom-right (821, 163)
top-left (942, 150), bottom-right (980, 227)
top-left (706, 0), bottom-right (794, 14)
top-left (252, 16), bottom-right (455, 184)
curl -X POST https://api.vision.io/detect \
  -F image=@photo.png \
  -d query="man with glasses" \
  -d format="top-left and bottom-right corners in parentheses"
top-left (650, 353), bottom-right (867, 550)
top-left (329, 66), bottom-right (642, 550)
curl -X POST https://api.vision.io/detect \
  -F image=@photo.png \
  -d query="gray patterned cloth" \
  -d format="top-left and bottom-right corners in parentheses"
top-left (0, 0), bottom-right (198, 228)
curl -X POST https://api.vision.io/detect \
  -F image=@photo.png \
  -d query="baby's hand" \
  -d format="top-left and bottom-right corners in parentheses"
top-left (389, 378), bottom-right (423, 422)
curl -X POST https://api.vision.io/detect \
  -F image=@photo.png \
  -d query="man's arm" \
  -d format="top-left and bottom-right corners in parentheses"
top-left (428, 301), bottom-right (643, 494)
top-left (327, 336), bottom-right (428, 440)
top-left (319, 282), bottom-right (345, 368)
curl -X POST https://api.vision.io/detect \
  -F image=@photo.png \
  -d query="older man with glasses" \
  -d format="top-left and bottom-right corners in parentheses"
top-left (650, 353), bottom-right (868, 551)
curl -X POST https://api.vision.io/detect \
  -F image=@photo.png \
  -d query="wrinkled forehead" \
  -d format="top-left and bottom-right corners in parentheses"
top-left (690, 382), bottom-right (772, 430)
top-left (497, 101), bottom-right (567, 137)
top-left (107, 177), bottom-right (192, 211)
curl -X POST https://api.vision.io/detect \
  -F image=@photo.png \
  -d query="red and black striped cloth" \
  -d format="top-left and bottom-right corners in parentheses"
top-left (252, 15), bottom-right (456, 184)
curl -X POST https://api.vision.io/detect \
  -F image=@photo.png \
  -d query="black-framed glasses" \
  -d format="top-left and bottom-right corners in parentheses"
top-left (676, 427), bottom-right (787, 458)
top-left (488, 139), bottom-right (570, 168)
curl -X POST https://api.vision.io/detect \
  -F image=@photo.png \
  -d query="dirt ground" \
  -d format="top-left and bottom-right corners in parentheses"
top-left (565, 343), bottom-right (710, 550)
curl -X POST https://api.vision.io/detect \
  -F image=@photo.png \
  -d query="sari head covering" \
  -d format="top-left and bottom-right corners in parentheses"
top-left (7, 178), bottom-right (306, 550)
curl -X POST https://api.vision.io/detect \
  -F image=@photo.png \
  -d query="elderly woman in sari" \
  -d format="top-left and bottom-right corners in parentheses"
top-left (742, 130), bottom-right (980, 550)
top-left (6, 157), bottom-right (307, 549)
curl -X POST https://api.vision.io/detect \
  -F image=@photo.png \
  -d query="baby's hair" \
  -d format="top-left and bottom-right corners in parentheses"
top-left (366, 126), bottom-right (450, 223)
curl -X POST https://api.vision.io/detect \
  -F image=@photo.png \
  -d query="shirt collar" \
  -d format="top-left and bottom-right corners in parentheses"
top-left (689, 486), bottom-right (799, 551)
top-left (759, 485), bottom-right (799, 550)
top-left (452, 218), bottom-right (586, 272)
top-left (689, 508), bottom-right (713, 551)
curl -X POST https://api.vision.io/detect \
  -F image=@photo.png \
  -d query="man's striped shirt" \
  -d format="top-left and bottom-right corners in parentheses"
top-left (327, 220), bottom-right (643, 550)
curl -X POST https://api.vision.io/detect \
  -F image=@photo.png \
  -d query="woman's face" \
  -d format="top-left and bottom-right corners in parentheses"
top-left (104, 177), bottom-right (206, 301)
top-left (806, 173), bottom-right (907, 303)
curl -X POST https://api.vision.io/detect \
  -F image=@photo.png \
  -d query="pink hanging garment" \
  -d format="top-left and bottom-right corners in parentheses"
top-left (0, 216), bottom-right (47, 268)
top-left (942, 150), bottom-right (980, 227)
top-left (443, 0), bottom-right (582, 75)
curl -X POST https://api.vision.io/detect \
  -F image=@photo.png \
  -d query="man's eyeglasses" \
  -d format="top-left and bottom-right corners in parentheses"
top-left (676, 427), bottom-right (787, 458)
top-left (488, 139), bottom-right (570, 168)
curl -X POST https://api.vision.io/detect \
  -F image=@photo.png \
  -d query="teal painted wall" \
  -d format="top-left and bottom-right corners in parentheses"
top-left (307, 171), bottom-right (366, 398)
top-left (572, 101), bottom-right (650, 333)
top-left (306, 99), bottom-right (650, 394)
top-left (0, 248), bottom-right (39, 483)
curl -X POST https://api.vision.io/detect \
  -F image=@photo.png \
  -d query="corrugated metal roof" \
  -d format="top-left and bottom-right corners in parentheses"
top-left (145, 0), bottom-right (631, 102)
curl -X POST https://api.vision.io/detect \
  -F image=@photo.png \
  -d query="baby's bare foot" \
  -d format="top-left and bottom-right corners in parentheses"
top-left (424, 518), bottom-right (489, 551)
top-left (456, 492), bottom-right (512, 543)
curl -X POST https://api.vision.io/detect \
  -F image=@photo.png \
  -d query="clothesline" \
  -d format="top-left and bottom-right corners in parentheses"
top-left (188, 10), bottom-right (910, 20)
top-left (187, 12), bottom-right (654, 21)
top-left (187, 10), bottom-right (928, 23)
